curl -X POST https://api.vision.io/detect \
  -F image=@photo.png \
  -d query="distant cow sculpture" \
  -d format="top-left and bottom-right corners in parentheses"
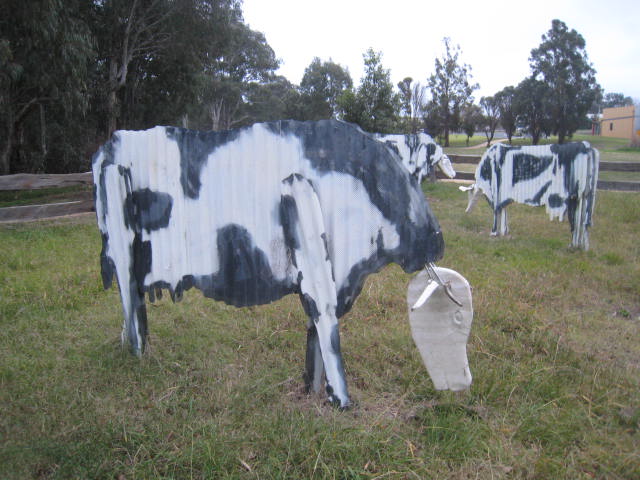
top-left (461, 142), bottom-right (599, 249)
top-left (93, 119), bottom-right (451, 408)
top-left (375, 133), bottom-right (455, 182)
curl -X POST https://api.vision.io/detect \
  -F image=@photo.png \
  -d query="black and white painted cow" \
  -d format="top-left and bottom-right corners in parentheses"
top-left (460, 141), bottom-right (599, 249)
top-left (93, 119), bottom-right (445, 408)
top-left (375, 133), bottom-right (455, 183)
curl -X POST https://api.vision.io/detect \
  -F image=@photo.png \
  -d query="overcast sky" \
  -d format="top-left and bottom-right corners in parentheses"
top-left (241, 0), bottom-right (640, 102)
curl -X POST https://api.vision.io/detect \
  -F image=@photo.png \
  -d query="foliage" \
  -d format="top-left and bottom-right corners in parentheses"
top-left (514, 77), bottom-right (552, 145)
top-left (0, 0), bottom-right (283, 174)
top-left (494, 86), bottom-right (517, 143)
top-left (299, 57), bottom-right (352, 120)
top-left (601, 92), bottom-right (634, 109)
top-left (529, 19), bottom-right (601, 143)
top-left (460, 104), bottom-right (483, 145)
top-left (0, 0), bottom-right (94, 174)
top-left (397, 77), bottom-right (427, 134)
top-left (1, 184), bottom-right (639, 479)
top-left (479, 95), bottom-right (500, 147)
top-left (338, 48), bottom-right (399, 133)
top-left (426, 38), bottom-right (478, 146)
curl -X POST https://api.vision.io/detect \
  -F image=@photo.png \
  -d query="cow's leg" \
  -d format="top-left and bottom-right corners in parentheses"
top-left (571, 194), bottom-right (589, 249)
top-left (104, 165), bottom-right (149, 356)
top-left (281, 174), bottom-right (350, 408)
top-left (116, 271), bottom-right (148, 356)
top-left (499, 207), bottom-right (509, 235)
top-left (304, 319), bottom-right (325, 394)
top-left (492, 206), bottom-right (509, 236)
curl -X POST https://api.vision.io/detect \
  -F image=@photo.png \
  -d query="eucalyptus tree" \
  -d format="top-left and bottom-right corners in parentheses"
top-left (514, 77), bottom-right (551, 145)
top-left (397, 77), bottom-right (427, 134)
top-left (0, 0), bottom-right (93, 174)
top-left (300, 57), bottom-right (352, 120)
top-left (427, 37), bottom-right (478, 146)
top-left (338, 48), bottom-right (399, 133)
top-left (460, 103), bottom-right (483, 146)
top-left (495, 86), bottom-right (517, 143)
top-left (480, 95), bottom-right (500, 147)
top-left (529, 19), bottom-right (600, 143)
top-left (91, 0), bottom-right (174, 137)
top-left (602, 92), bottom-right (634, 108)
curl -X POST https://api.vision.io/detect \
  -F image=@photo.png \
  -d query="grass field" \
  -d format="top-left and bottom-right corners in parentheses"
top-left (1, 182), bottom-right (639, 479)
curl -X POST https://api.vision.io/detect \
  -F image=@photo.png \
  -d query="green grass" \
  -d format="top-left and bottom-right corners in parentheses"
top-left (0, 185), bottom-right (92, 208)
top-left (1, 185), bottom-right (639, 479)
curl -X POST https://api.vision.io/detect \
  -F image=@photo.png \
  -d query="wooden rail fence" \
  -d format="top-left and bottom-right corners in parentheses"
top-left (1, 158), bottom-right (638, 222)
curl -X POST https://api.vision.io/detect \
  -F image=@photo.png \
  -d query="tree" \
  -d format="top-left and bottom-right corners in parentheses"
top-left (0, 0), bottom-right (93, 174)
top-left (92, 0), bottom-right (174, 138)
top-left (602, 92), bottom-right (634, 108)
top-left (427, 37), bottom-right (478, 146)
top-left (245, 76), bottom-right (304, 123)
top-left (460, 104), bottom-right (483, 146)
top-left (397, 77), bottom-right (427, 134)
top-left (480, 96), bottom-right (500, 147)
top-left (495, 86), bottom-right (517, 143)
top-left (514, 77), bottom-right (551, 145)
top-left (529, 19), bottom-right (600, 143)
top-left (300, 57), bottom-right (352, 120)
top-left (338, 48), bottom-right (399, 133)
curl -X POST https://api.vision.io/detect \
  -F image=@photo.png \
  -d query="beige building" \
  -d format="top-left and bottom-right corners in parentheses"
top-left (600, 105), bottom-right (640, 144)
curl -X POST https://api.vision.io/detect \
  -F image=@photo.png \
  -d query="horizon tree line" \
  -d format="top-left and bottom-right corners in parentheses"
top-left (1, 1), bottom-right (631, 175)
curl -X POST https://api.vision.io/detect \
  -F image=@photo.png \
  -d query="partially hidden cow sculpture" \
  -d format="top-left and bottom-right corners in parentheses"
top-left (93, 119), bottom-right (450, 408)
top-left (460, 141), bottom-right (599, 250)
top-left (375, 133), bottom-right (455, 183)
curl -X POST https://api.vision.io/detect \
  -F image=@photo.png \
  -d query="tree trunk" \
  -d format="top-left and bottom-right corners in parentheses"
top-left (0, 131), bottom-right (13, 175)
top-left (39, 103), bottom-right (47, 160)
top-left (0, 110), bottom-right (14, 175)
top-left (107, 59), bottom-right (119, 138)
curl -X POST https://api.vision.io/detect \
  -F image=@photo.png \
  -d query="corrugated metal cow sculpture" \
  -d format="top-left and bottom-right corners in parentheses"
top-left (375, 133), bottom-right (455, 183)
top-left (461, 142), bottom-right (599, 250)
top-left (93, 119), bottom-right (448, 408)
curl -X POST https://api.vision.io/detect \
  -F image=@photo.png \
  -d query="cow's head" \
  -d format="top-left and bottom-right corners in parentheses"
top-left (417, 133), bottom-right (456, 180)
top-left (407, 267), bottom-right (473, 391)
top-left (437, 151), bottom-right (456, 179)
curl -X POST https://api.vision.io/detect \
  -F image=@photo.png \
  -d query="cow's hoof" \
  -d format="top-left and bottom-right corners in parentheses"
top-left (326, 395), bottom-right (350, 410)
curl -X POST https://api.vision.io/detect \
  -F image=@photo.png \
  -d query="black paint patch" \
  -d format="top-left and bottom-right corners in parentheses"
top-left (551, 142), bottom-right (589, 195)
top-left (479, 155), bottom-right (493, 181)
top-left (279, 194), bottom-right (300, 269)
top-left (100, 232), bottom-right (115, 289)
top-left (132, 234), bottom-right (152, 292)
top-left (548, 194), bottom-right (565, 208)
top-left (124, 189), bottom-right (173, 233)
top-left (300, 293), bottom-right (321, 321)
top-left (527, 180), bottom-right (552, 205)
top-left (511, 154), bottom-right (553, 185)
top-left (165, 126), bottom-right (242, 199)
top-left (425, 143), bottom-right (436, 173)
top-left (304, 324), bottom-right (320, 393)
top-left (383, 140), bottom-right (400, 157)
top-left (184, 224), bottom-right (297, 307)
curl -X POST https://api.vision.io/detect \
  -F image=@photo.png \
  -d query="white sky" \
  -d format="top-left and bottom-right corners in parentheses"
top-left (241, 0), bottom-right (640, 102)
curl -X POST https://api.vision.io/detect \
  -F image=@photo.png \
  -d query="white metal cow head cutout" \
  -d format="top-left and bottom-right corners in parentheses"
top-left (407, 266), bottom-right (473, 391)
